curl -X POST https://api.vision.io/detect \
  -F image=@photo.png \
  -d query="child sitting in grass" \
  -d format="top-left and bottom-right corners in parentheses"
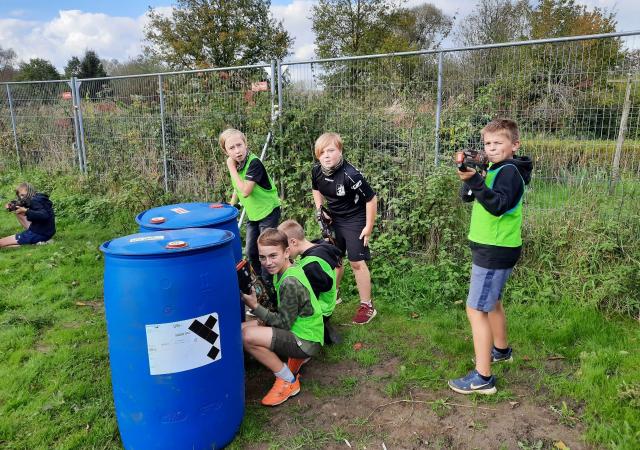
top-left (0, 182), bottom-right (55, 249)
top-left (240, 228), bottom-right (324, 406)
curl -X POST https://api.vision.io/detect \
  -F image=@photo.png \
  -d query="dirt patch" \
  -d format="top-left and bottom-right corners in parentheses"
top-left (243, 358), bottom-right (591, 449)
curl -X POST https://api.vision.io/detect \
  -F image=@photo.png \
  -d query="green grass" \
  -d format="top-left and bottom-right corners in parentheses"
top-left (0, 197), bottom-right (639, 449)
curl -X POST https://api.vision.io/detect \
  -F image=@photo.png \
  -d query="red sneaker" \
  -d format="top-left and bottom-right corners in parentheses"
top-left (261, 376), bottom-right (301, 406)
top-left (352, 303), bottom-right (377, 324)
top-left (287, 357), bottom-right (311, 375)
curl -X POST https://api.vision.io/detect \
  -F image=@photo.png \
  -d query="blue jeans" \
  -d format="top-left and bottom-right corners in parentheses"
top-left (245, 207), bottom-right (281, 277)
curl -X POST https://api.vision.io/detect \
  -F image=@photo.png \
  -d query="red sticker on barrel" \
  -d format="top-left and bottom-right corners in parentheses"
top-left (170, 207), bottom-right (190, 214)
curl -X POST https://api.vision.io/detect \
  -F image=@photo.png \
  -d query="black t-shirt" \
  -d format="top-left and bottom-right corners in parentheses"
top-left (311, 161), bottom-right (376, 220)
top-left (244, 158), bottom-right (271, 190)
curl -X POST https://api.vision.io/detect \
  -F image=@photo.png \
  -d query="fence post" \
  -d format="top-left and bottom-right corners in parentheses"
top-left (158, 74), bottom-right (169, 193)
top-left (71, 77), bottom-right (88, 174)
top-left (434, 51), bottom-right (444, 166)
top-left (6, 84), bottom-right (21, 170)
top-left (611, 73), bottom-right (633, 187)
top-left (276, 61), bottom-right (283, 118)
top-left (276, 61), bottom-right (284, 196)
top-left (270, 60), bottom-right (277, 122)
top-left (69, 78), bottom-right (84, 173)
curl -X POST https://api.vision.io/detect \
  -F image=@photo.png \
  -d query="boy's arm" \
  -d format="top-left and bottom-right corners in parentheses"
top-left (252, 278), bottom-right (308, 329)
top-left (460, 183), bottom-right (475, 202)
top-left (312, 189), bottom-right (324, 209)
top-left (466, 166), bottom-right (524, 216)
top-left (360, 195), bottom-right (377, 246)
top-left (25, 199), bottom-right (51, 222)
top-left (303, 262), bottom-right (333, 296)
top-left (226, 157), bottom-right (256, 197)
top-left (229, 192), bottom-right (238, 205)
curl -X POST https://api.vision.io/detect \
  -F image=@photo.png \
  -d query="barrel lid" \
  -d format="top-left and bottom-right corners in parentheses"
top-left (135, 202), bottom-right (238, 230)
top-left (99, 228), bottom-right (234, 256)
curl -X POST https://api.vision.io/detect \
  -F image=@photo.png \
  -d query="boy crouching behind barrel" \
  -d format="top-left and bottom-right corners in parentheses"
top-left (240, 228), bottom-right (324, 406)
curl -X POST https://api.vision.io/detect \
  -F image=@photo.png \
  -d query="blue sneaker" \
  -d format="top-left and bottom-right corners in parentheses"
top-left (491, 346), bottom-right (513, 364)
top-left (448, 369), bottom-right (497, 395)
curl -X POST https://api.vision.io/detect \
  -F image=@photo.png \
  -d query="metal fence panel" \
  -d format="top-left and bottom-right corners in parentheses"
top-left (0, 32), bottom-right (637, 232)
top-left (0, 81), bottom-right (77, 171)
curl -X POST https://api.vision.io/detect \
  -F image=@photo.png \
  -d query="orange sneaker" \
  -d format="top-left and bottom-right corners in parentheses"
top-left (287, 357), bottom-right (311, 375)
top-left (261, 376), bottom-right (301, 406)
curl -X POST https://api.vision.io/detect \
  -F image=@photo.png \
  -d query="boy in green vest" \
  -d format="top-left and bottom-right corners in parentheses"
top-left (219, 128), bottom-right (281, 276)
top-left (448, 118), bottom-right (532, 395)
top-left (241, 228), bottom-right (324, 406)
top-left (278, 219), bottom-right (343, 353)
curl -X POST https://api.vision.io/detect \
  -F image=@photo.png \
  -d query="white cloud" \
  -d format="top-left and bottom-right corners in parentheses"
top-left (271, 0), bottom-right (316, 61)
top-left (0, 8), bottom-right (173, 71)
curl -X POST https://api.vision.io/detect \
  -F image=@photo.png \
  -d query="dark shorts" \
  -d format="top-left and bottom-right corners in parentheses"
top-left (270, 328), bottom-right (319, 359)
top-left (333, 216), bottom-right (371, 262)
top-left (466, 264), bottom-right (513, 312)
top-left (16, 229), bottom-right (50, 245)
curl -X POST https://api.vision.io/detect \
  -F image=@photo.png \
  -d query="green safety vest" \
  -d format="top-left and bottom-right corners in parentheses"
top-left (299, 254), bottom-right (337, 317)
top-left (468, 164), bottom-right (525, 247)
top-left (231, 153), bottom-right (280, 221)
top-left (273, 265), bottom-right (324, 345)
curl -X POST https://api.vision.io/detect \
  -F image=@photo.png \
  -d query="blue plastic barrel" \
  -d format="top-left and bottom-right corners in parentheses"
top-left (136, 202), bottom-right (242, 263)
top-left (100, 228), bottom-right (244, 449)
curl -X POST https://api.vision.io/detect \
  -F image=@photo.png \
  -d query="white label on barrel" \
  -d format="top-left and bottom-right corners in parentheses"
top-left (170, 207), bottom-right (190, 214)
top-left (145, 312), bottom-right (221, 375)
top-left (129, 235), bottom-right (164, 243)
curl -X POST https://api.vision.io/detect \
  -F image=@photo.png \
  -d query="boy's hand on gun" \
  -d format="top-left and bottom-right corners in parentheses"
top-left (241, 286), bottom-right (259, 310)
top-left (456, 167), bottom-right (477, 182)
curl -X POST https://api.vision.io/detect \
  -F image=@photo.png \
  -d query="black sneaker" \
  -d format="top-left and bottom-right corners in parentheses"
top-left (491, 346), bottom-right (513, 364)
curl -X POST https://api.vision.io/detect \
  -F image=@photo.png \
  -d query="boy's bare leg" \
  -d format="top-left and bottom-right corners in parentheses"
top-left (0, 235), bottom-right (19, 248)
top-left (350, 260), bottom-right (372, 302)
top-left (467, 306), bottom-right (492, 376)
top-left (335, 264), bottom-right (344, 290)
top-left (242, 325), bottom-right (284, 372)
top-left (488, 301), bottom-right (508, 349)
top-left (16, 214), bottom-right (30, 230)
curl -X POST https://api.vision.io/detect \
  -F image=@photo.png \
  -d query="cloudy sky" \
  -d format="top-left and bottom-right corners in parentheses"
top-left (0, 0), bottom-right (638, 70)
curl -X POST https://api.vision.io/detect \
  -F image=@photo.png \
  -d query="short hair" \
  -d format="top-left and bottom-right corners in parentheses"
top-left (314, 132), bottom-right (343, 159)
top-left (257, 228), bottom-right (289, 251)
top-left (481, 118), bottom-right (520, 143)
top-left (278, 219), bottom-right (306, 241)
top-left (218, 128), bottom-right (246, 151)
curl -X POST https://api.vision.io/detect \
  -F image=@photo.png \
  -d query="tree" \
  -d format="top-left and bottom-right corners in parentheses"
top-left (15, 58), bottom-right (61, 81)
top-left (0, 46), bottom-right (17, 82)
top-left (103, 54), bottom-right (167, 77)
top-left (78, 50), bottom-right (107, 79)
top-left (64, 56), bottom-right (81, 78)
top-left (530, 0), bottom-right (616, 38)
top-left (312, 0), bottom-right (406, 58)
top-left (394, 4), bottom-right (454, 51)
top-left (144, 0), bottom-right (292, 68)
top-left (454, 0), bottom-right (531, 46)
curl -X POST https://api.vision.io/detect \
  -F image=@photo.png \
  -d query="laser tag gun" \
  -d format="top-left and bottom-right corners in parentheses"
top-left (455, 149), bottom-right (489, 172)
top-left (236, 259), bottom-right (277, 312)
top-left (315, 206), bottom-right (336, 245)
top-left (5, 197), bottom-right (30, 212)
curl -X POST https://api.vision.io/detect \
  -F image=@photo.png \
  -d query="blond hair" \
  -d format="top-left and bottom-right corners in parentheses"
top-left (314, 132), bottom-right (343, 159)
top-left (218, 128), bottom-right (247, 151)
top-left (481, 118), bottom-right (520, 143)
top-left (278, 219), bottom-right (306, 241)
top-left (257, 228), bottom-right (289, 251)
